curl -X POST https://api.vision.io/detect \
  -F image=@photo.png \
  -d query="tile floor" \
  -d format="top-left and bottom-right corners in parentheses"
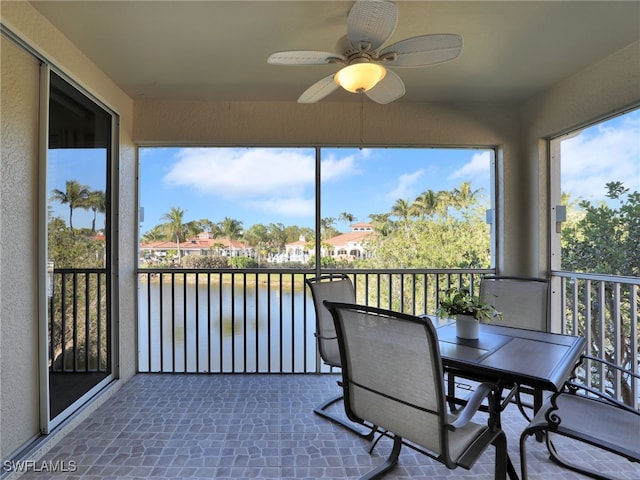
top-left (11, 374), bottom-right (639, 479)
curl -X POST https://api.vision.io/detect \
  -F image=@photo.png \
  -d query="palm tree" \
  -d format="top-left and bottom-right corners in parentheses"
top-left (320, 217), bottom-right (336, 241)
top-left (390, 198), bottom-right (412, 227)
top-left (50, 180), bottom-right (91, 231)
top-left (219, 217), bottom-right (243, 254)
top-left (84, 190), bottom-right (106, 233)
top-left (141, 226), bottom-right (164, 243)
top-left (451, 182), bottom-right (481, 210)
top-left (338, 212), bottom-right (356, 228)
top-left (184, 220), bottom-right (202, 240)
top-left (411, 189), bottom-right (441, 218)
top-left (369, 212), bottom-right (394, 236)
top-left (160, 207), bottom-right (187, 263)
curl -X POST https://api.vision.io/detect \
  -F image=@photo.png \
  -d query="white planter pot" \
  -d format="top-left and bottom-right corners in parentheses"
top-left (456, 314), bottom-right (479, 339)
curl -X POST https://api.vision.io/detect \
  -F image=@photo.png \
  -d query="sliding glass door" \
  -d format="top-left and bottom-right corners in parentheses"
top-left (45, 71), bottom-right (114, 426)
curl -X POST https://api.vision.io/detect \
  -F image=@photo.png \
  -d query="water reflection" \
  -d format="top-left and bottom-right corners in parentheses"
top-left (138, 277), bottom-right (322, 373)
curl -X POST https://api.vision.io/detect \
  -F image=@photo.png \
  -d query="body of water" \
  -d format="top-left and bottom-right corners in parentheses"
top-left (138, 278), bottom-right (325, 373)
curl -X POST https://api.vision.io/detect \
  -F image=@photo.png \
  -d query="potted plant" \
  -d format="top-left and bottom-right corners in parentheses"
top-left (436, 287), bottom-right (502, 339)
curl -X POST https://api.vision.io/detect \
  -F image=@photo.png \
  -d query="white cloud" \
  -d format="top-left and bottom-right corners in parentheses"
top-left (386, 170), bottom-right (425, 200)
top-left (321, 150), bottom-right (366, 181)
top-left (561, 113), bottom-right (640, 201)
top-left (166, 147), bottom-right (365, 194)
top-left (164, 148), bottom-right (315, 198)
top-left (163, 147), bottom-right (365, 218)
top-left (449, 151), bottom-right (492, 182)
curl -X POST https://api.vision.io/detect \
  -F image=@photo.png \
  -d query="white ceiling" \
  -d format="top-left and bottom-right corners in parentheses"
top-left (30, 1), bottom-right (640, 104)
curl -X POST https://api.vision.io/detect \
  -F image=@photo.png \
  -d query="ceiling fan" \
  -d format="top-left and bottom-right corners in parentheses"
top-left (267, 0), bottom-right (463, 104)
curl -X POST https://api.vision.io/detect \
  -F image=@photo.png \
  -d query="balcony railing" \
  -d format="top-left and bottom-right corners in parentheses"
top-left (48, 267), bottom-right (637, 408)
top-left (49, 268), bottom-right (109, 373)
top-left (136, 268), bottom-right (492, 374)
top-left (552, 270), bottom-right (639, 408)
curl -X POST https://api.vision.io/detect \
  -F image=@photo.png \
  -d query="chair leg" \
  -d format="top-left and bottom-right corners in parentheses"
top-left (519, 429), bottom-right (533, 480)
top-left (491, 430), bottom-right (509, 480)
top-left (359, 434), bottom-right (403, 480)
top-left (447, 374), bottom-right (459, 412)
top-left (314, 394), bottom-right (377, 440)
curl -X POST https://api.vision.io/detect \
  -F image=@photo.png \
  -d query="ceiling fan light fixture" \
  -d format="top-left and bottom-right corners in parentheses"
top-left (334, 63), bottom-right (386, 93)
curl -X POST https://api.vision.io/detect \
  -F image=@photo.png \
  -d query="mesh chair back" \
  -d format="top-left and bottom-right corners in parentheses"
top-left (480, 276), bottom-right (549, 331)
top-left (326, 302), bottom-right (448, 456)
top-left (305, 274), bottom-right (355, 367)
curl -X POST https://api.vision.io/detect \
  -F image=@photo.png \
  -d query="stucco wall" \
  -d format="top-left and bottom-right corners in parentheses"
top-left (517, 40), bottom-right (640, 276)
top-left (1, 1), bottom-right (137, 461)
top-left (134, 100), bottom-right (520, 148)
top-left (0, 33), bottom-right (41, 462)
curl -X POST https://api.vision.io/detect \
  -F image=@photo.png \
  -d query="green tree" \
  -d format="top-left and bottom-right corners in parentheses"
top-left (369, 212), bottom-right (394, 236)
top-left (562, 182), bottom-right (639, 276)
top-left (244, 223), bottom-right (270, 264)
top-left (219, 217), bottom-right (243, 250)
top-left (184, 220), bottom-right (203, 240)
top-left (141, 225), bottom-right (165, 243)
top-left (451, 181), bottom-right (481, 211)
top-left (84, 190), bottom-right (105, 233)
top-left (561, 181), bottom-right (639, 405)
top-left (338, 212), bottom-right (356, 228)
top-left (390, 198), bottom-right (412, 227)
top-left (410, 189), bottom-right (442, 218)
top-left (160, 207), bottom-right (187, 263)
top-left (196, 218), bottom-right (216, 235)
top-left (48, 217), bottom-right (104, 268)
top-left (267, 222), bottom-right (287, 252)
top-left (283, 225), bottom-right (314, 244)
top-left (50, 180), bottom-right (91, 231)
top-left (320, 217), bottom-right (337, 240)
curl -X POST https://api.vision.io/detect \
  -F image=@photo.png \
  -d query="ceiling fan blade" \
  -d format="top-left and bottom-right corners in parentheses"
top-left (379, 34), bottom-right (463, 67)
top-left (298, 75), bottom-right (340, 103)
top-left (268, 51), bottom-right (344, 66)
top-left (347, 0), bottom-right (397, 52)
top-left (365, 69), bottom-right (405, 104)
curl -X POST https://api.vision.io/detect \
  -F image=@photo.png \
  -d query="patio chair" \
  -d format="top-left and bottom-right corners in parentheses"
top-left (305, 274), bottom-right (376, 439)
top-left (483, 276), bottom-right (549, 414)
top-left (479, 276), bottom-right (549, 331)
top-left (447, 276), bottom-right (549, 418)
top-left (520, 354), bottom-right (640, 480)
top-left (324, 301), bottom-right (509, 480)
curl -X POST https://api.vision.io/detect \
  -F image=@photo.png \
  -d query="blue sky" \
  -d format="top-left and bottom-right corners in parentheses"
top-left (560, 110), bottom-right (640, 204)
top-left (48, 109), bottom-right (639, 233)
top-left (137, 146), bottom-right (493, 232)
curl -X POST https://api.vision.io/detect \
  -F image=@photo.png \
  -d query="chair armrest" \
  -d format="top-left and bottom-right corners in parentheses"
top-left (581, 354), bottom-right (640, 380)
top-left (313, 332), bottom-right (337, 340)
top-left (565, 354), bottom-right (639, 413)
top-left (449, 382), bottom-right (497, 430)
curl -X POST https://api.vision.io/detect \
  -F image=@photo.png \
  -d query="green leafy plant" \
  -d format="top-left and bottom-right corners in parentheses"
top-left (436, 287), bottom-right (503, 322)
